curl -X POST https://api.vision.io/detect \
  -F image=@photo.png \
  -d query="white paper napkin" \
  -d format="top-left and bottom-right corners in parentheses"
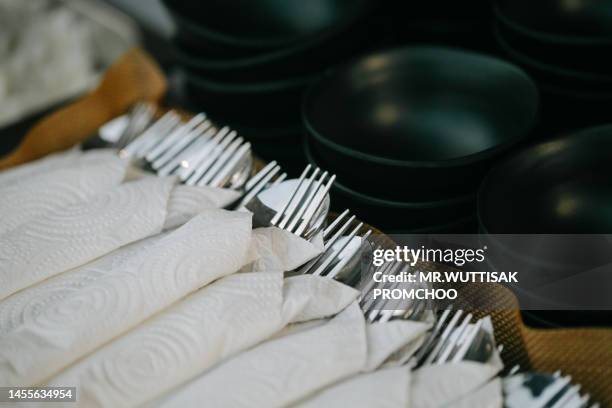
top-left (293, 366), bottom-right (411, 408)
top-left (152, 302), bottom-right (429, 408)
top-left (0, 147), bottom-right (82, 188)
top-left (0, 233), bottom-right (166, 337)
top-left (163, 184), bottom-right (241, 230)
top-left (0, 209), bottom-right (253, 386)
top-left (0, 149), bottom-right (128, 234)
top-left (445, 379), bottom-right (503, 408)
top-left (411, 362), bottom-right (501, 408)
top-left (0, 176), bottom-right (176, 300)
top-left (242, 227), bottom-right (323, 273)
top-left (45, 273), bottom-right (358, 408)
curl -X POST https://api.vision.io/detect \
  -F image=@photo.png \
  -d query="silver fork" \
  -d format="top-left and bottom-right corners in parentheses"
top-left (119, 111), bottom-right (254, 190)
top-left (268, 165), bottom-right (336, 239)
top-left (296, 209), bottom-right (372, 279)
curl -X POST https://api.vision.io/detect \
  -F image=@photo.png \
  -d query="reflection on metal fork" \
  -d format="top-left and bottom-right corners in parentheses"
top-left (266, 165), bottom-right (336, 239)
top-left (234, 161), bottom-right (286, 210)
top-left (119, 110), bottom-right (254, 190)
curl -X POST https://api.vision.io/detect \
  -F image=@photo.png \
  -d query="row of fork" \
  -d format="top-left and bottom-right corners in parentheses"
top-left (119, 111), bottom-right (254, 189)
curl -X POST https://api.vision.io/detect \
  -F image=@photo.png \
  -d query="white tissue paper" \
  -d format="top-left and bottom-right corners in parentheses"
top-left (445, 379), bottom-right (503, 408)
top-left (410, 361), bottom-right (502, 408)
top-left (0, 147), bottom-right (82, 188)
top-left (0, 233), bottom-right (166, 337)
top-left (152, 302), bottom-right (429, 408)
top-left (0, 149), bottom-right (128, 234)
top-left (294, 366), bottom-right (412, 408)
top-left (242, 227), bottom-right (323, 273)
top-left (0, 176), bottom-right (175, 300)
top-left (46, 273), bottom-right (358, 408)
top-left (0, 209), bottom-right (252, 386)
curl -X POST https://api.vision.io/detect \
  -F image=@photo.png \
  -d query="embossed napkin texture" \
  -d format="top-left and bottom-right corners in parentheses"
top-left (0, 209), bottom-right (253, 386)
top-left (0, 174), bottom-right (242, 301)
top-left (46, 273), bottom-right (357, 407)
top-left (150, 302), bottom-right (430, 408)
top-left (0, 149), bottom-right (128, 235)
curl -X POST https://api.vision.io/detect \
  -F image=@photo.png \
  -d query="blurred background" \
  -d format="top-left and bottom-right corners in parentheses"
top-left (1, 0), bottom-right (611, 328)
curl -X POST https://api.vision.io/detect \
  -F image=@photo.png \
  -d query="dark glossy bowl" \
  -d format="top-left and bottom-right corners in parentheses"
top-left (494, 22), bottom-right (612, 92)
top-left (163, 0), bottom-right (374, 50)
top-left (302, 47), bottom-right (539, 200)
top-left (304, 136), bottom-right (476, 231)
top-left (494, 0), bottom-right (612, 43)
top-left (493, 19), bottom-right (612, 81)
top-left (479, 124), bottom-right (612, 234)
top-left (173, 19), bottom-right (369, 83)
top-left (184, 71), bottom-right (315, 127)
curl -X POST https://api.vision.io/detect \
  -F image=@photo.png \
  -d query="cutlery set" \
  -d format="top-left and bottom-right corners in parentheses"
top-left (93, 106), bottom-right (602, 406)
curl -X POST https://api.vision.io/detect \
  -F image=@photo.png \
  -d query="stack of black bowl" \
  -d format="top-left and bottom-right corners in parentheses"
top-left (478, 125), bottom-right (612, 327)
top-left (493, 0), bottom-right (612, 133)
top-left (302, 46), bottom-right (539, 233)
top-left (162, 0), bottom-right (376, 174)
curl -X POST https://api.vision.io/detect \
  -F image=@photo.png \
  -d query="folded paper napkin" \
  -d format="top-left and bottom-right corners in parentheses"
top-left (445, 378), bottom-right (503, 408)
top-left (150, 302), bottom-right (430, 408)
top-left (411, 361), bottom-right (502, 408)
top-left (242, 227), bottom-right (323, 273)
top-left (0, 233), bottom-right (167, 337)
top-left (294, 366), bottom-right (412, 408)
top-left (0, 209), bottom-right (252, 386)
top-left (0, 149), bottom-right (128, 235)
top-left (0, 147), bottom-right (82, 188)
top-left (46, 273), bottom-right (358, 407)
top-left (0, 175), bottom-right (240, 301)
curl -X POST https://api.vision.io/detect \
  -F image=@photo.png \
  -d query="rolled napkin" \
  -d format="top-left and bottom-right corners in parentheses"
top-left (0, 209), bottom-right (252, 385)
top-left (46, 273), bottom-right (358, 407)
top-left (445, 379), bottom-right (503, 408)
top-left (151, 303), bottom-right (429, 408)
top-left (293, 366), bottom-right (411, 408)
top-left (411, 362), bottom-right (501, 408)
top-left (243, 227), bottom-right (323, 273)
top-left (0, 147), bottom-right (81, 188)
top-left (0, 149), bottom-right (128, 234)
top-left (0, 233), bottom-right (166, 336)
top-left (0, 176), bottom-right (241, 301)
top-left (163, 184), bottom-right (241, 230)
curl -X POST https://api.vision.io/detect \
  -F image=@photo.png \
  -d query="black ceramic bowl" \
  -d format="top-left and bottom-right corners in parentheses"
top-left (303, 47), bottom-right (539, 200)
top-left (173, 19), bottom-right (368, 83)
top-left (163, 0), bottom-right (374, 50)
top-left (304, 137), bottom-right (476, 232)
top-left (494, 23), bottom-right (612, 93)
top-left (493, 17), bottom-right (612, 78)
top-left (493, 0), bottom-right (612, 75)
top-left (479, 124), bottom-right (612, 234)
top-left (494, 0), bottom-right (612, 42)
top-left (184, 70), bottom-right (315, 127)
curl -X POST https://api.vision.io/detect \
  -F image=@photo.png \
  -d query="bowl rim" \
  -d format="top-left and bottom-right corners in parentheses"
top-left (303, 136), bottom-right (476, 209)
top-left (493, 2), bottom-right (612, 45)
top-left (173, 28), bottom-right (346, 70)
top-left (477, 123), bottom-right (612, 233)
top-left (301, 46), bottom-right (539, 169)
top-left (494, 22), bottom-right (612, 83)
top-left (184, 69), bottom-right (316, 93)
top-left (164, 0), bottom-right (374, 49)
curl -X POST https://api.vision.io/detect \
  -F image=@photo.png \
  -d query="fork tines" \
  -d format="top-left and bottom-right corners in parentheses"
top-left (413, 308), bottom-right (494, 367)
top-left (297, 209), bottom-right (372, 279)
top-left (234, 161), bottom-right (286, 210)
top-left (120, 110), bottom-right (253, 189)
top-left (270, 165), bottom-right (336, 238)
